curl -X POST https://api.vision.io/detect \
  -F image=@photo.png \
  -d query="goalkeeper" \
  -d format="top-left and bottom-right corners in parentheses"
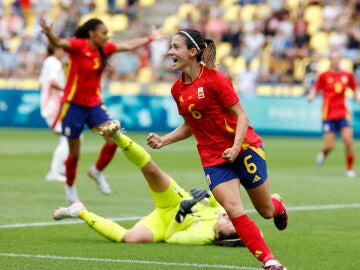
top-left (53, 120), bottom-right (243, 247)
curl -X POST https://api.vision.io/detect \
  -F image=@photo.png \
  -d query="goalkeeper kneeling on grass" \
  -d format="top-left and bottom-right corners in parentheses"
top-left (53, 120), bottom-right (244, 247)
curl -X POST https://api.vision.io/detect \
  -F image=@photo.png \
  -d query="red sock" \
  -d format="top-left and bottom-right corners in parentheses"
top-left (272, 197), bottom-right (284, 216)
top-left (95, 142), bottom-right (117, 171)
top-left (65, 156), bottom-right (78, 186)
top-left (232, 214), bottom-right (274, 263)
top-left (346, 155), bottom-right (354, 170)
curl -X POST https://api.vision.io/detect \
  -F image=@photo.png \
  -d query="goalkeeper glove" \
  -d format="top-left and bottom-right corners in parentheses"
top-left (190, 188), bottom-right (210, 201)
top-left (175, 198), bottom-right (198, 223)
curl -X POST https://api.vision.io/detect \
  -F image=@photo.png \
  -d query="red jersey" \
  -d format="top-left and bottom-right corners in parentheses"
top-left (62, 39), bottom-right (117, 107)
top-left (314, 70), bottom-right (357, 120)
top-left (171, 66), bottom-right (262, 167)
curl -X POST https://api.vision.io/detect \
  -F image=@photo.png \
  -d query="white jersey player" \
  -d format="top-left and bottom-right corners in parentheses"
top-left (39, 45), bottom-right (68, 182)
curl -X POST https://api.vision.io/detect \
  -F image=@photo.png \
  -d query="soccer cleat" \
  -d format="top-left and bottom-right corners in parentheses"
top-left (315, 152), bottom-right (325, 166)
top-left (271, 194), bottom-right (288, 231)
top-left (53, 201), bottom-right (86, 220)
top-left (45, 171), bottom-right (66, 182)
top-left (99, 120), bottom-right (121, 137)
top-left (65, 185), bottom-right (80, 204)
top-left (346, 170), bottom-right (356, 178)
top-left (263, 260), bottom-right (287, 270)
top-left (263, 265), bottom-right (287, 270)
top-left (88, 166), bottom-right (112, 195)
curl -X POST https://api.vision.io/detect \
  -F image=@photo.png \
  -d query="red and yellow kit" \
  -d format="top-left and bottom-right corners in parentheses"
top-left (314, 70), bottom-right (357, 120)
top-left (171, 65), bottom-right (262, 167)
top-left (62, 39), bottom-right (116, 107)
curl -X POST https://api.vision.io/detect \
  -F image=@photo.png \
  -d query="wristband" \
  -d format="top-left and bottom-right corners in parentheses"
top-left (147, 35), bottom-right (153, 43)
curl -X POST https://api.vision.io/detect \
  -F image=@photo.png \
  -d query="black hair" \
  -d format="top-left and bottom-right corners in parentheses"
top-left (47, 44), bottom-right (55, 56)
top-left (214, 232), bottom-right (245, 248)
top-left (176, 29), bottom-right (216, 69)
top-left (75, 18), bottom-right (107, 74)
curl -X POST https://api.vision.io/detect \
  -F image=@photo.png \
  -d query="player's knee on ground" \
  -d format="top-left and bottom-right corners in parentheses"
top-left (122, 227), bottom-right (154, 243)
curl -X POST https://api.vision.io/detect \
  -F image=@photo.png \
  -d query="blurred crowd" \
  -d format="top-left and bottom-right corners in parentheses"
top-left (0, 0), bottom-right (142, 79)
top-left (1, 0), bottom-right (360, 94)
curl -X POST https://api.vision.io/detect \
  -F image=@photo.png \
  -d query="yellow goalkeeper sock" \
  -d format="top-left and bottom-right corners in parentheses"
top-left (113, 134), bottom-right (151, 169)
top-left (79, 210), bottom-right (127, 242)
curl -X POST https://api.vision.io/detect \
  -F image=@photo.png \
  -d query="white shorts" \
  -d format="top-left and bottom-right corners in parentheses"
top-left (44, 116), bottom-right (62, 133)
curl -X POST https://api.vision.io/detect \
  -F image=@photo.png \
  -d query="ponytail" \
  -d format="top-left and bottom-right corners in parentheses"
top-left (201, 39), bottom-right (216, 69)
top-left (177, 29), bottom-right (217, 69)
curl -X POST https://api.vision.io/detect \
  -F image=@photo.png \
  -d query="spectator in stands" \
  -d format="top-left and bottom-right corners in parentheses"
top-left (236, 59), bottom-right (259, 97)
top-left (222, 18), bottom-right (243, 56)
top-left (216, 55), bottom-right (231, 79)
top-left (179, 11), bottom-right (198, 31)
top-left (109, 51), bottom-right (140, 81)
top-left (32, 0), bottom-right (52, 15)
top-left (287, 10), bottom-right (311, 59)
top-left (124, 0), bottom-right (139, 27)
top-left (270, 28), bottom-right (292, 59)
top-left (241, 24), bottom-right (266, 62)
top-left (0, 11), bottom-right (10, 40)
top-left (307, 50), bottom-right (360, 178)
top-left (3, 6), bottom-right (25, 37)
top-left (321, 0), bottom-right (342, 31)
top-left (16, 34), bottom-right (37, 77)
top-left (0, 43), bottom-right (18, 77)
top-left (208, 0), bottom-right (225, 18)
top-left (40, 17), bottom-right (163, 203)
top-left (342, 21), bottom-right (360, 62)
top-left (204, 9), bottom-right (228, 44)
top-left (59, 4), bottom-right (79, 38)
top-left (275, 10), bottom-right (293, 38)
top-left (74, 0), bottom-right (95, 15)
top-left (328, 29), bottom-right (348, 53)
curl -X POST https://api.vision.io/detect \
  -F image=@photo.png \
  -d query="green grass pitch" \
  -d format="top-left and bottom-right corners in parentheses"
top-left (0, 128), bottom-right (359, 270)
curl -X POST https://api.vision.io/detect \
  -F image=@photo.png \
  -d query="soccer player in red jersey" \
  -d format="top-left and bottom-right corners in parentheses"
top-left (147, 29), bottom-right (288, 270)
top-left (307, 51), bottom-right (360, 178)
top-left (40, 18), bottom-right (162, 203)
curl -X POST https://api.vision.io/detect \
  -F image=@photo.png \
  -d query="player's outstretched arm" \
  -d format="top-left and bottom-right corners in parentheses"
top-left (40, 18), bottom-right (70, 49)
top-left (115, 26), bottom-right (164, 52)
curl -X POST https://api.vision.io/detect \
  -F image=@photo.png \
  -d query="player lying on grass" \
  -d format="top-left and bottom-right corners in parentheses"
top-left (53, 120), bottom-right (245, 246)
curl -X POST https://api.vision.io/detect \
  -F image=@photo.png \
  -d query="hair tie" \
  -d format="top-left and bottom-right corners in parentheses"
top-left (180, 31), bottom-right (200, 51)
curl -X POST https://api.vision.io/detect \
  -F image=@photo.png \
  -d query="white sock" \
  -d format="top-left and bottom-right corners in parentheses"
top-left (91, 165), bottom-right (101, 175)
top-left (50, 136), bottom-right (68, 174)
top-left (264, 260), bottom-right (280, 267)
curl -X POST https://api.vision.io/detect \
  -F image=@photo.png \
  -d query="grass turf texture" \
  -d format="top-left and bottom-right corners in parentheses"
top-left (0, 128), bottom-right (359, 270)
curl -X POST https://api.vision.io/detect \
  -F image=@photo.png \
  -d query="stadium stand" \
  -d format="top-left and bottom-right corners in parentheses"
top-left (0, 0), bottom-right (359, 97)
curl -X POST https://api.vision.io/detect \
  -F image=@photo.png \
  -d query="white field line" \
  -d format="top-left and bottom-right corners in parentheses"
top-left (0, 203), bottom-right (359, 229)
top-left (0, 253), bottom-right (260, 270)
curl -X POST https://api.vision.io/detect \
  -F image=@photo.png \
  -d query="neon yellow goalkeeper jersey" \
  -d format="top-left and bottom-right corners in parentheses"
top-left (165, 202), bottom-right (224, 245)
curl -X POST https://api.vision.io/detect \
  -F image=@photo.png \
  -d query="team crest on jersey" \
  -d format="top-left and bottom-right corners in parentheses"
top-left (341, 75), bottom-right (348, 84)
top-left (198, 87), bottom-right (205, 99)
